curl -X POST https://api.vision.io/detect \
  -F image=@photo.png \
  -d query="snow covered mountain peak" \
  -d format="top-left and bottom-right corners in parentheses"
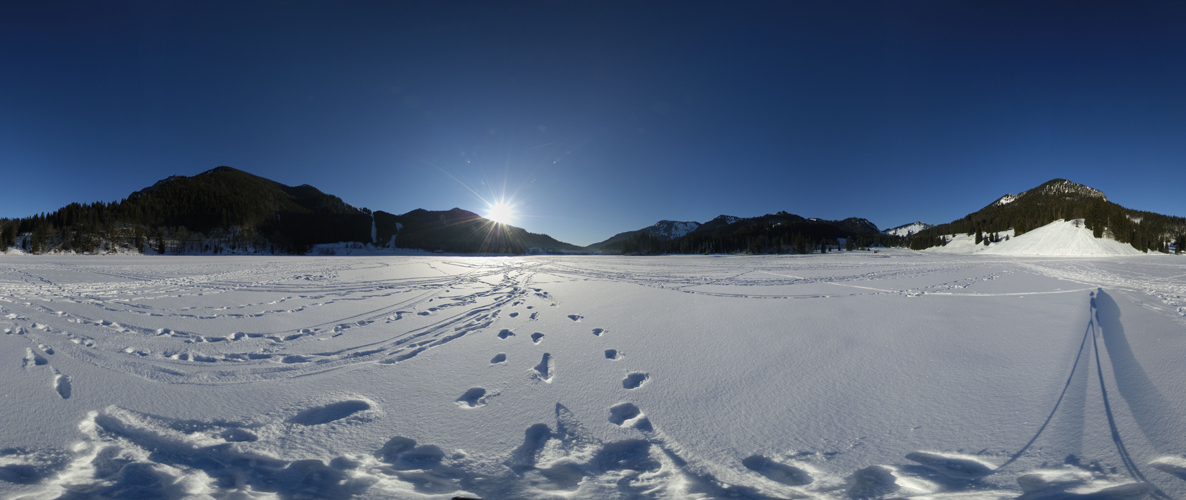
top-left (883, 221), bottom-right (934, 237)
top-left (992, 179), bottom-right (1107, 207)
top-left (647, 220), bottom-right (700, 239)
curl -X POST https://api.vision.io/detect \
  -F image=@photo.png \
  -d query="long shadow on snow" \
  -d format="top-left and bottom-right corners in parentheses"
top-left (997, 294), bottom-right (1095, 472)
top-left (1095, 291), bottom-right (1179, 455)
top-left (1090, 291), bottom-right (1170, 499)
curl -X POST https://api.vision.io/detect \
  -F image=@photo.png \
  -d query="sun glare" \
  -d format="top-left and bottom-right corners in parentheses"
top-left (486, 202), bottom-right (514, 224)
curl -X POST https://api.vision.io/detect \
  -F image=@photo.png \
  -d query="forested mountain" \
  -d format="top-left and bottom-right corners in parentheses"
top-left (386, 208), bottom-right (584, 254)
top-left (615, 212), bottom-right (897, 255)
top-left (4, 173), bottom-right (1181, 257)
top-left (908, 179), bottom-right (1186, 252)
top-left (585, 220), bottom-right (702, 253)
top-left (0, 167), bottom-right (583, 255)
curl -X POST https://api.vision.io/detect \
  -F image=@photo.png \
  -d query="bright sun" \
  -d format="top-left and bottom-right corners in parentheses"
top-left (486, 202), bottom-right (513, 224)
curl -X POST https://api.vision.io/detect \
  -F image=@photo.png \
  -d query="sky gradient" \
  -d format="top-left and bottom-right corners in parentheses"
top-left (3, 1), bottom-right (1185, 246)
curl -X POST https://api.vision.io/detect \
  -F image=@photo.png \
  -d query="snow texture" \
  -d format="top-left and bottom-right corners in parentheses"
top-left (0, 251), bottom-right (1184, 499)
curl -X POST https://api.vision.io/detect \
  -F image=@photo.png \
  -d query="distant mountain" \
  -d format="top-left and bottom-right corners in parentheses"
top-left (690, 215), bottom-right (742, 235)
top-left (385, 207), bottom-right (584, 254)
top-left (594, 212), bottom-right (891, 255)
top-left (883, 222), bottom-right (934, 237)
top-left (909, 179), bottom-right (1185, 253)
top-left (584, 220), bottom-right (702, 253)
top-left (0, 167), bottom-right (584, 255)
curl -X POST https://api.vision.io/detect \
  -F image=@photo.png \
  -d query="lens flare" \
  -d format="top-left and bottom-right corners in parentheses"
top-left (486, 202), bottom-right (514, 224)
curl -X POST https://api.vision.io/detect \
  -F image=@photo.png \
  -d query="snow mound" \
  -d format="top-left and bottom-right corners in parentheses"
top-left (983, 220), bottom-right (1143, 257)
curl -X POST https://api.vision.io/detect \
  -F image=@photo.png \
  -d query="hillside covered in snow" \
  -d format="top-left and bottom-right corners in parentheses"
top-left (909, 179), bottom-right (1186, 255)
top-left (926, 219), bottom-right (1145, 257)
top-left (883, 222), bottom-right (934, 237)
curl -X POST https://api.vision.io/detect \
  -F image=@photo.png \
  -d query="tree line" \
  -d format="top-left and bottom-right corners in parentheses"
top-left (620, 219), bottom-right (900, 255)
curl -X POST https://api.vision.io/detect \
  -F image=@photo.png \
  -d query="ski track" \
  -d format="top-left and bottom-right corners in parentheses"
top-left (0, 253), bottom-right (1183, 499)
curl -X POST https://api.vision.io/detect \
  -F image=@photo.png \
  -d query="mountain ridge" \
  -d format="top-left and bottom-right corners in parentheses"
top-left (2, 174), bottom-right (1183, 256)
top-left (908, 179), bottom-right (1185, 253)
top-left (0, 167), bottom-right (585, 255)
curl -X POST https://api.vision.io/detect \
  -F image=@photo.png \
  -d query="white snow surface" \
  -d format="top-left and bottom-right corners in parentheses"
top-left (1, 252), bottom-right (1185, 499)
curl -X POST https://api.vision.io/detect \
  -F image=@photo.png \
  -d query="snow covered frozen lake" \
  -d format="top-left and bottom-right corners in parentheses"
top-left (1, 251), bottom-right (1185, 499)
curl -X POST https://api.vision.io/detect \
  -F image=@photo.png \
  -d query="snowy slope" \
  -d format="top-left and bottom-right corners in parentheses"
top-left (923, 229), bottom-right (1015, 254)
top-left (646, 220), bottom-right (700, 239)
top-left (0, 253), bottom-right (1183, 499)
top-left (991, 179), bottom-right (1108, 207)
top-left (883, 222), bottom-right (933, 237)
top-left (983, 219), bottom-right (1143, 256)
top-left (925, 220), bottom-right (1143, 257)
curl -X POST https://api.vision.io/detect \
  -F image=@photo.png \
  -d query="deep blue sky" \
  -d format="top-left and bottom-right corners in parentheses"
top-left (3, 1), bottom-right (1185, 245)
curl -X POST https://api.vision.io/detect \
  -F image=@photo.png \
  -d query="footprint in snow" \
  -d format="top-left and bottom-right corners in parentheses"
top-left (288, 400), bottom-right (372, 425)
top-left (531, 353), bottom-right (554, 383)
top-left (491, 353), bottom-right (507, 364)
top-left (497, 329), bottom-right (515, 339)
top-left (742, 455), bottom-right (811, 486)
top-left (605, 349), bottom-right (622, 360)
top-left (622, 372), bottom-right (649, 389)
top-left (24, 347), bottom-right (48, 368)
top-left (567, 314), bottom-right (582, 322)
top-left (904, 451), bottom-right (994, 478)
top-left (592, 328), bottom-right (605, 336)
top-left (456, 388), bottom-right (494, 408)
top-left (531, 332), bottom-right (544, 344)
top-left (847, 465), bottom-right (898, 499)
top-left (52, 369), bottom-right (71, 399)
top-left (608, 402), bottom-right (652, 431)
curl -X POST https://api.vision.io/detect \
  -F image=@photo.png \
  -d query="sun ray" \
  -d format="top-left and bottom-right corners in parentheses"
top-left (485, 201), bottom-right (515, 224)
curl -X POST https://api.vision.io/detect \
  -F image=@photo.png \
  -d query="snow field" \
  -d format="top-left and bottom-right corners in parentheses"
top-left (0, 252), bottom-right (1184, 499)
